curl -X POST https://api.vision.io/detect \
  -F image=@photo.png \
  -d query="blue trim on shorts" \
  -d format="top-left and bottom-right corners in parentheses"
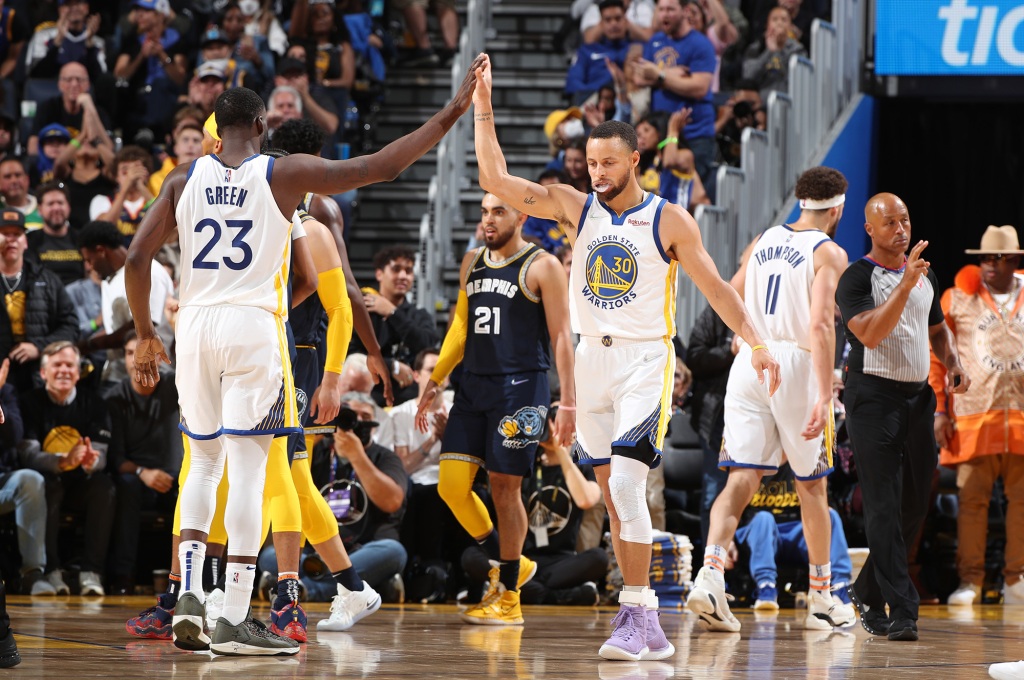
top-left (793, 465), bottom-right (834, 481)
top-left (179, 423), bottom-right (302, 439)
top-left (718, 461), bottom-right (778, 471)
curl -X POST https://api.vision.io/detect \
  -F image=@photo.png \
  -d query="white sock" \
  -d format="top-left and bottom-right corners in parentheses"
top-left (704, 544), bottom-right (727, 574)
top-left (178, 540), bottom-right (206, 602)
top-left (809, 562), bottom-right (832, 595)
top-left (223, 563), bottom-right (257, 626)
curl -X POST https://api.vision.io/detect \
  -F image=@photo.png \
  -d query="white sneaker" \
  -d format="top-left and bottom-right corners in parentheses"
top-left (205, 588), bottom-right (225, 630)
top-left (686, 567), bottom-right (740, 633)
top-left (948, 583), bottom-right (980, 606)
top-left (1005, 580), bottom-right (1024, 605)
top-left (805, 590), bottom-right (855, 630)
top-left (990, 660), bottom-right (1024, 680)
top-left (47, 570), bottom-right (70, 595)
top-left (317, 583), bottom-right (382, 632)
top-left (79, 571), bottom-right (104, 596)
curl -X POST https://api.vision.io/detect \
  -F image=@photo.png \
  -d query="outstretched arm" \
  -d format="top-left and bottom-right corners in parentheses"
top-left (272, 54), bottom-right (486, 210)
top-left (472, 55), bottom-right (586, 243)
top-left (662, 204), bottom-right (781, 395)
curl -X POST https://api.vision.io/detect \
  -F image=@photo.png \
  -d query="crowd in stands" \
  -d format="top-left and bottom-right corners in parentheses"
top-left (0, 0), bottom-right (1020, 619)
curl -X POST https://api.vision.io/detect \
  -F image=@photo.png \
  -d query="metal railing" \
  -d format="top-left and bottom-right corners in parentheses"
top-left (416, 0), bottom-right (491, 311)
top-left (680, 0), bottom-right (865, 338)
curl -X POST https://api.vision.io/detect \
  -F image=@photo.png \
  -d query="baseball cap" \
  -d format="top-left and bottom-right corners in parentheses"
top-left (195, 60), bottom-right (228, 81)
top-left (0, 210), bottom-right (25, 231)
top-left (200, 28), bottom-right (230, 48)
top-left (544, 107), bottom-right (582, 140)
top-left (132, 0), bottom-right (171, 15)
top-left (38, 123), bottom-right (72, 142)
top-left (276, 57), bottom-right (307, 77)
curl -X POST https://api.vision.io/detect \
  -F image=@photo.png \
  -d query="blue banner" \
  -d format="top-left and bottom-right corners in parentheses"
top-left (877, 0), bottom-right (1024, 75)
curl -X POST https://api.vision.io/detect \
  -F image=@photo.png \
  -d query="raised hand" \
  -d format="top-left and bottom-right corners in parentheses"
top-left (456, 52), bottom-right (487, 113)
top-left (469, 53), bottom-right (491, 109)
top-left (901, 240), bottom-right (929, 289)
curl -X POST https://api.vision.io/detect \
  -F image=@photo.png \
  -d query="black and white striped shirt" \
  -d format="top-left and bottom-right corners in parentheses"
top-left (836, 257), bottom-right (944, 383)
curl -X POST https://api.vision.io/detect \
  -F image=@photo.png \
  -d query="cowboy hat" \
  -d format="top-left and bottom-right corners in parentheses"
top-left (965, 225), bottom-right (1024, 254)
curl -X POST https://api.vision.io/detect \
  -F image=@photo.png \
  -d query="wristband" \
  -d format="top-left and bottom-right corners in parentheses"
top-left (934, 411), bottom-right (946, 417)
top-left (135, 466), bottom-right (143, 476)
top-left (70, 138), bottom-right (82, 149)
top-left (751, 344), bottom-right (767, 352)
top-left (89, 319), bottom-right (97, 331)
top-left (655, 72), bottom-right (666, 88)
top-left (657, 136), bottom-right (678, 150)
top-left (557, 405), bottom-right (576, 411)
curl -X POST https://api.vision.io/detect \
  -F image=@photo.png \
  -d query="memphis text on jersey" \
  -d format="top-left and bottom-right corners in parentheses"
top-left (581, 232), bottom-right (641, 309)
top-left (467, 277), bottom-right (518, 298)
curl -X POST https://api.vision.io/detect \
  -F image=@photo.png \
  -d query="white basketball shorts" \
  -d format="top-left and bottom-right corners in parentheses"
top-left (175, 305), bottom-right (300, 439)
top-left (573, 335), bottom-right (674, 467)
top-left (720, 341), bottom-right (833, 480)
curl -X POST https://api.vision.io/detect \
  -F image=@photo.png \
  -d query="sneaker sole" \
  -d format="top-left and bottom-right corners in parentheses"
top-left (172, 616), bottom-right (211, 651)
top-left (210, 641), bottom-right (300, 656)
top-left (753, 600), bottom-right (780, 611)
top-left (270, 621), bottom-right (308, 643)
top-left (458, 613), bottom-right (525, 626)
top-left (641, 642), bottom-right (675, 661)
top-left (804, 613), bottom-right (834, 630)
top-left (598, 643), bottom-right (648, 661)
top-left (887, 626), bottom-right (919, 642)
top-left (687, 588), bottom-right (741, 633)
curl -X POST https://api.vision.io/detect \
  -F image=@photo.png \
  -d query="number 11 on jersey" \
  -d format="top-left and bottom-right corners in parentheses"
top-left (764, 274), bottom-right (782, 315)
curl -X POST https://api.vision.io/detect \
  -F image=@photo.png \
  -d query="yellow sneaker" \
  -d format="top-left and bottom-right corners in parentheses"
top-left (460, 588), bottom-right (524, 626)
top-left (477, 556), bottom-right (538, 608)
top-left (518, 556), bottom-right (537, 588)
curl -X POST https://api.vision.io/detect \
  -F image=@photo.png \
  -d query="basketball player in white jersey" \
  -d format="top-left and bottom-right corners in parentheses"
top-left (688, 166), bottom-right (856, 633)
top-left (125, 62), bottom-right (483, 657)
top-left (472, 55), bottom-right (780, 661)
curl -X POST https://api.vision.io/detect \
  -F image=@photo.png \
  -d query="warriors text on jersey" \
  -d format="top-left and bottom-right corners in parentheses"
top-left (175, 154), bottom-right (292, 317)
top-left (569, 192), bottom-right (678, 339)
top-left (744, 225), bottom-right (833, 349)
top-left (463, 243), bottom-right (550, 375)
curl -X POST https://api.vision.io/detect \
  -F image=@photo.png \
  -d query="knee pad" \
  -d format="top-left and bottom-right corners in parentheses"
top-left (608, 458), bottom-right (652, 544)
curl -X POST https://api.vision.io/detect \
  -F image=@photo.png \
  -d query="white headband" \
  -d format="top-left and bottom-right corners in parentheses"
top-left (799, 194), bottom-right (846, 210)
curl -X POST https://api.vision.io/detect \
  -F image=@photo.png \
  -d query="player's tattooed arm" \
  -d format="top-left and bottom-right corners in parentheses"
top-left (524, 196), bottom-right (536, 205)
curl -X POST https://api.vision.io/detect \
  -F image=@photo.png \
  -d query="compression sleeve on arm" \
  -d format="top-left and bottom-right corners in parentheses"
top-left (317, 267), bottom-right (353, 374)
top-left (430, 290), bottom-right (469, 384)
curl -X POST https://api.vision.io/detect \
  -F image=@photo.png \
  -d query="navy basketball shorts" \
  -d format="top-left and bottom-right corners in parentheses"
top-left (289, 345), bottom-right (333, 461)
top-left (440, 370), bottom-right (551, 477)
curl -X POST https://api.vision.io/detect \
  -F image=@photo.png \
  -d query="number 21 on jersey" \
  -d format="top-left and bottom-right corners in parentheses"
top-left (474, 306), bottom-right (501, 334)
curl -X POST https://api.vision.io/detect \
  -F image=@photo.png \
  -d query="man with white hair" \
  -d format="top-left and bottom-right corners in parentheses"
top-left (266, 86), bottom-right (304, 132)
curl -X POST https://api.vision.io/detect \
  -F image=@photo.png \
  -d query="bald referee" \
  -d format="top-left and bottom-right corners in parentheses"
top-left (836, 193), bottom-right (970, 642)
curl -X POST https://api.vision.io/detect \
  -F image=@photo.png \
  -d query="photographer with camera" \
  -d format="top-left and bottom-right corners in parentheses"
top-left (257, 394), bottom-right (409, 604)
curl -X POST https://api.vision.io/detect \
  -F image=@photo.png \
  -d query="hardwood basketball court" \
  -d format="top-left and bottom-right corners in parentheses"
top-left (7, 596), bottom-right (1017, 677)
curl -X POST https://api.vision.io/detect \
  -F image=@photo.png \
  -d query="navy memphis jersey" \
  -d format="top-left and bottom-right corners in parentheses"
top-left (463, 244), bottom-right (551, 376)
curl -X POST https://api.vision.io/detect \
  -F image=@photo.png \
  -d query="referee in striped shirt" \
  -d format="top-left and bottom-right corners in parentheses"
top-left (836, 193), bottom-right (970, 642)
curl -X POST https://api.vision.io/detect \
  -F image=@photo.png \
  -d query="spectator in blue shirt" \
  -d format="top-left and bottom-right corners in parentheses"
top-left (632, 0), bottom-right (718, 184)
top-left (565, 0), bottom-right (635, 106)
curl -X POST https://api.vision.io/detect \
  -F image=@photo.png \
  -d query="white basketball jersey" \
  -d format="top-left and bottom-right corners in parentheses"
top-left (570, 192), bottom-right (679, 339)
top-left (175, 154), bottom-right (292, 317)
top-left (744, 225), bottom-right (831, 349)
